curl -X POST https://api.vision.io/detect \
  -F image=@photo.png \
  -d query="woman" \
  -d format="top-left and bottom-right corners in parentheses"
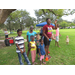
top-left (27, 26), bottom-right (37, 56)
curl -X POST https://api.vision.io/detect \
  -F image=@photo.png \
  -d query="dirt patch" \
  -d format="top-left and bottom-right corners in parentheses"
top-left (0, 42), bottom-right (6, 49)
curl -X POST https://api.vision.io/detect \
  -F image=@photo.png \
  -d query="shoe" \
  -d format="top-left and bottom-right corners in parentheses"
top-left (45, 57), bottom-right (49, 61)
top-left (48, 51), bottom-right (50, 54)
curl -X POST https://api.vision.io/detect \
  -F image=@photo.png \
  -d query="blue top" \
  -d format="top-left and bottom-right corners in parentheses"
top-left (38, 44), bottom-right (46, 55)
top-left (27, 31), bottom-right (37, 42)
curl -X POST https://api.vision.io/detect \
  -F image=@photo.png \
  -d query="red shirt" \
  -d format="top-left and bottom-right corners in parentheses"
top-left (43, 24), bottom-right (54, 38)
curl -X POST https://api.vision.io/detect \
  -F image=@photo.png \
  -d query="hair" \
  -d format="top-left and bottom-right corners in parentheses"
top-left (17, 29), bottom-right (22, 33)
top-left (30, 35), bottom-right (34, 40)
top-left (46, 18), bottom-right (50, 22)
top-left (39, 39), bottom-right (43, 42)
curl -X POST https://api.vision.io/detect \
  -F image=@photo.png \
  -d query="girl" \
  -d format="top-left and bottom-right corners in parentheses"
top-left (36, 34), bottom-right (40, 60)
top-left (55, 24), bottom-right (61, 47)
top-left (38, 39), bottom-right (46, 65)
top-left (66, 36), bottom-right (69, 45)
top-left (29, 35), bottom-right (37, 65)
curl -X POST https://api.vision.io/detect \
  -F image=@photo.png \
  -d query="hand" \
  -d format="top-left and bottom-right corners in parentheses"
top-left (54, 19), bottom-right (57, 24)
top-left (21, 50), bottom-right (23, 54)
top-left (47, 38), bottom-right (49, 41)
top-left (23, 49), bottom-right (25, 53)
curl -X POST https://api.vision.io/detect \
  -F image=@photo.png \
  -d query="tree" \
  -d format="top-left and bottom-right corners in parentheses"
top-left (59, 21), bottom-right (68, 28)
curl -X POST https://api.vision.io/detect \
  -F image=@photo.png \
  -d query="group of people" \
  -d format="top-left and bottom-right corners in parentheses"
top-left (14, 18), bottom-right (55, 65)
top-left (14, 18), bottom-right (70, 65)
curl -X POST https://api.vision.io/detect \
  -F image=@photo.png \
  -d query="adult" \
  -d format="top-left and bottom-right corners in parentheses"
top-left (4, 29), bottom-right (8, 38)
top-left (43, 18), bottom-right (57, 61)
top-left (27, 26), bottom-right (37, 56)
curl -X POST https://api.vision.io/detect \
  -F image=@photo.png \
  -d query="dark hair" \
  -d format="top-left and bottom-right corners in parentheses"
top-left (30, 35), bottom-right (34, 40)
top-left (17, 29), bottom-right (22, 33)
top-left (46, 18), bottom-right (50, 22)
top-left (39, 39), bottom-right (43, 42)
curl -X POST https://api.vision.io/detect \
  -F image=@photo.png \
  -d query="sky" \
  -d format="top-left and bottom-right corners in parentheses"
top-left (25, 9), bottom-right (75, 22)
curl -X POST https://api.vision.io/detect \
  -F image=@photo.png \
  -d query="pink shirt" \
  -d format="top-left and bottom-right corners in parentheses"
top-left (56, 28), bottom-right (59, 36)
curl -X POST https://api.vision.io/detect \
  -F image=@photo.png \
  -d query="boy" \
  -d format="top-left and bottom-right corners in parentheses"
top-left (15, 29), bottom-right (31, 65)
top-left (4, 29), bottom-right (8, 38)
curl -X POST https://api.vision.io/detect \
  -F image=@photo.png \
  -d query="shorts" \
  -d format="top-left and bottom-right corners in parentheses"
top-left (56, 36), bottom-right (59, 42)
top-left (40, 55), bottom-right (44, 61)
top-left (37, 46), bottom-right (39, 54)
top-left (5, 35), bottom-right (8, 38)
top-left (44, 37), bottom-right (51, 46)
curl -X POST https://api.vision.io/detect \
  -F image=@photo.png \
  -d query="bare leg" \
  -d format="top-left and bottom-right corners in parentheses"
top-left (57, 42), bottom-right (60, 47)
top-left (55, 41), bottom-right (57, 46)
top-left (47, 46), bottom-right (49, 55)
top-left (27, 48), bottom-right (30, 56)
top-left (40, 61), bottom-right (42, 65)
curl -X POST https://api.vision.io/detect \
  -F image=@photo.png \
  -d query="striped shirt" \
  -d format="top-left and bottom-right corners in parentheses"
top-left (15, 36), bottom-right (24, 53)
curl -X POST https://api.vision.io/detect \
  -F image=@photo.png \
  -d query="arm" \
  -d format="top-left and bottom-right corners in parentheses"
top-left (39, 49), bottom-right (41, 56)
top-left (16, 44), bottom-right (23, 53)
top-left (43, 30), bottom-right (49, 41)
top-left (53, 20), bottom-right (57, 29)
top-left (59, 33), bottom-right (61, 36)
top-left (27, 35), bottom-right (29, 42)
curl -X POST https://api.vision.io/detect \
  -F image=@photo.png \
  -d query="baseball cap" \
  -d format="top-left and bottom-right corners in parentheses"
top-left (30, 26), bottom-right (34, 29)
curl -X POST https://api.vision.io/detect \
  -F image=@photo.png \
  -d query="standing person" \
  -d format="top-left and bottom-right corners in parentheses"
top-left (36, 34), bottom-right (40, 60)
top-left (66, 35), bottom-right (69, 45)
top-left (27, 26), bottom-right (37, 56)
top-left (38, 39), bottom-right (46, 65)
top-left (43, 18), bottom-right (57, 61)
top-left (55, 24), bottom-right (61, 47)
top-left (4, 29), bottom-right (8, 38)
top-left (29, 35), bottom-right (37, 65)
top-left (15, 29), bottom-right (31, 65)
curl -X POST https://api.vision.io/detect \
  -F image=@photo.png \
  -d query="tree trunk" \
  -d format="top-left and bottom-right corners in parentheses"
top-left (0, 9), bottom-right (16, 24)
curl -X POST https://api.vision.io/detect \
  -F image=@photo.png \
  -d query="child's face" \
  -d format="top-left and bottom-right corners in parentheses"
top-left (17, 31), bottom-right (22, 36)
top-left (67, 36), bottom-right (68, 38)
top-left (57, 24), bottom-right (59, 27)
top-left (36, 34), bottom-right (40, 39)
top-left (41, 40), bottom-right (43, 44)
top-left (32, 37), bottom-right (35, 41)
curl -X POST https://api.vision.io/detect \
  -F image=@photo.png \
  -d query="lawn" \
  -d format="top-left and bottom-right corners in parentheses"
top-left (0, 29), bottom-right (75, 65)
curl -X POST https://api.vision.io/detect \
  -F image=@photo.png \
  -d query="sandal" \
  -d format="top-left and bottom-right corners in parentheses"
top-left (43, 62), bottom-right (46, 64)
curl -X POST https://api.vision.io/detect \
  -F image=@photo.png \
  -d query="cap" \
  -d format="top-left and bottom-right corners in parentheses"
top-left (30, 26), bottom-right (34, 29)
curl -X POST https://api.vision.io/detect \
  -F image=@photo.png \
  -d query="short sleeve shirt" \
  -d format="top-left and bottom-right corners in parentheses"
top-left (27, 31), bottom-right (37, 42)
top-left (4, 31), bottom-right (8, 35)
top-left (43, 24), bottom-right (54, 38)
top-left (15, 36), bottom-right (24, 53)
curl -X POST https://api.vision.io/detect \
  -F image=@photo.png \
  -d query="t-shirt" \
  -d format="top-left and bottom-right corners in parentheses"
top-left (15, 36), bottom-right (24, 53)
top-left (4, 31), bottom-right (8, 35)
top-left (27, 31), bottom-right (37, 42)
top-left (30, 41), bottom-right (36, 51)
top-left (38, 44), bottom-right (46, 55)
top-left (56, 28), bottom-right (59, 36)
top-left (43, 24), bottom-right (54, 38)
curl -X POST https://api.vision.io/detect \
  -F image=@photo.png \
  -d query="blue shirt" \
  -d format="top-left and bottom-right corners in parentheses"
top-left (27, 31), bottom-right (37, 42)
top-left (38, 44), bottom-right (46, 55)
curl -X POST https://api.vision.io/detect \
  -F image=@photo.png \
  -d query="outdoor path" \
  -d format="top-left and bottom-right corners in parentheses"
top-left (0, 39), bottom-right (27, 42)
top-left (0, 40), bottom-right (4, 42)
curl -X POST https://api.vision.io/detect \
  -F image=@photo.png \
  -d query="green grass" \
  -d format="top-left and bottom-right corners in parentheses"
top-left (0, 29), bottom-right (75, 65)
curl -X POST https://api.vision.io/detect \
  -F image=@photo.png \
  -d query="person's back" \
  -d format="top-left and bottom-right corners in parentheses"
top-left (4, 29), bottom-right (8, 38)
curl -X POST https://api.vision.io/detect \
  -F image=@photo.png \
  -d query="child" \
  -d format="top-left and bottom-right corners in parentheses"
top-left (36, 34), bottom-right (40, 60)
top-left (38, 39), bottom-right (46, 65)
top-left (4, 29), bottom-right (8, 38)
top-left (55, 24), bottom-right (61, 47)
top-left (29, 35), bottom-right (37, 65)
top-left (15, 29), bottom-right (31, 65)
top-left (66, 36), bottom-right (69, 45)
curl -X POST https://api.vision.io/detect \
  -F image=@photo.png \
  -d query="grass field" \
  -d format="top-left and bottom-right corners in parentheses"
top-left (0, 29), bottom-right (75, 65)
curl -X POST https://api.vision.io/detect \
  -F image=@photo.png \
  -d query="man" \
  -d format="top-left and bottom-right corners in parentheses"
top-left (43, 18), bottom-right (57, 61)
top-left (27, 26), bottom-right (37, 56)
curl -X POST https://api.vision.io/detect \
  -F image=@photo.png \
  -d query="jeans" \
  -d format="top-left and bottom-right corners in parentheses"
top-left (17, 52), bottom-right (31, 65)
